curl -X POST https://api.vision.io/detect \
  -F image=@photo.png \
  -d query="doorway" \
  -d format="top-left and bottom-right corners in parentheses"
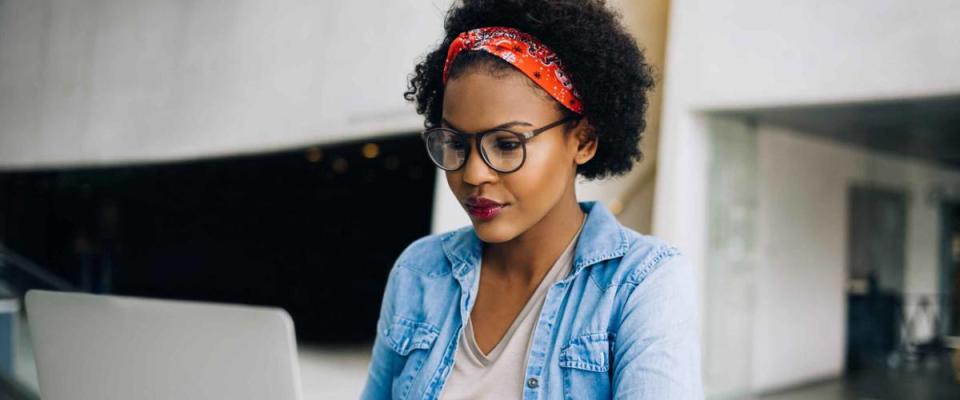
top-left (845, 185), bottom-right (908, 370)
top-left (941, 201), bottom-right (960, 338)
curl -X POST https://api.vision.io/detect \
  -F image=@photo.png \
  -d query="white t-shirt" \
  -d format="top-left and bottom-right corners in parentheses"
top-left (439, 217), bottom-right (585, 399)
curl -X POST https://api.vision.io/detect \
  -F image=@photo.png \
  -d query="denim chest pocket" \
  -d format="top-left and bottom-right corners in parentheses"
top-left (382, 317), bottom-right (439, 399)
top-left (558, 332), bottom-right (613, 399)
top-left (384, 317), bottom-right (439, 356)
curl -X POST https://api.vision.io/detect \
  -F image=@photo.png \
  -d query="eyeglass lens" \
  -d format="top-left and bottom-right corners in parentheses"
top-left (423, 129), bottom-right (525, 172)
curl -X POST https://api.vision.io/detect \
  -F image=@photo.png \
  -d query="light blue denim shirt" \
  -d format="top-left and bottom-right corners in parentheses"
top-left (361, 200), bottom-right (702, 399)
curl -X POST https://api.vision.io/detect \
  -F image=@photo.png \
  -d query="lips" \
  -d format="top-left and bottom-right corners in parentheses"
top-left (466, 196), bottom-right (502, 208)
top-left (465, 196), bottom-right (505, 220)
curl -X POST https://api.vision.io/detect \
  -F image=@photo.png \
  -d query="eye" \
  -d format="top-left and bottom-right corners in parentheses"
top-left (444, 138), bottom-right (467, 150)
top-left (495, 140), bottom-right (521, 151)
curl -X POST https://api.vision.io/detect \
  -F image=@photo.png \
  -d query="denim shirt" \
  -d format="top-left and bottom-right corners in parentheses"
top-left (361, 201), bottom-right (702, 399)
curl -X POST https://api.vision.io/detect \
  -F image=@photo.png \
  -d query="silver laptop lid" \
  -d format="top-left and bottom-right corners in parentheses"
top-left (25, 290), bottom-right (303, 400)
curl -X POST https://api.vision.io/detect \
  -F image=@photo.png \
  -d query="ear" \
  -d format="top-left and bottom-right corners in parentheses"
top-left (571, 118), bottom-right (598, 166)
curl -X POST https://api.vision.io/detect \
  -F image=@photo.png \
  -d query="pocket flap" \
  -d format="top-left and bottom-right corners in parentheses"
top-left (383, 317), bottom-right (439, 356)
top-left (559, 332), bottom-right (613, 372)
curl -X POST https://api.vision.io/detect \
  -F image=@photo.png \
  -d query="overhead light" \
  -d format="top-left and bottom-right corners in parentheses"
top-left (305, 147), bottom-right (323, 163)
top-left (362, 143), bottom-right (380, 159)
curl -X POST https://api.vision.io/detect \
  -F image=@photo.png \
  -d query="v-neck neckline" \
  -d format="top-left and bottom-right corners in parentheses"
top-left (465, 215), bottom-right (586, 365)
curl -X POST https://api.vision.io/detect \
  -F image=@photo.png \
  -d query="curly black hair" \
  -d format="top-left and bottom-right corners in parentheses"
top-left (404, 0), bottom-right (654, 180)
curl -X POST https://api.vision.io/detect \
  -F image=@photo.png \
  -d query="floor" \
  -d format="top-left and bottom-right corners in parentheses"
top-left (757, 360), bottom-right (960, 400)
top-left (298, 345), bottom-right (370, 399)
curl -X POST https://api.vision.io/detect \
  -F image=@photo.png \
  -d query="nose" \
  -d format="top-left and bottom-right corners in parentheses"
top-left (461, 140), bottom-right (498, 186)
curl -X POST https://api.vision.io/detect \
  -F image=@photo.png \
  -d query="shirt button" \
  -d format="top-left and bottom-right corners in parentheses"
top-left (526, 378), bottom-right (539, 389)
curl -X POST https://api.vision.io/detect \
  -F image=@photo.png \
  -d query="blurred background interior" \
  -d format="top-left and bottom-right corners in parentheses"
top-left (0, 0), bottom-right (959, 399)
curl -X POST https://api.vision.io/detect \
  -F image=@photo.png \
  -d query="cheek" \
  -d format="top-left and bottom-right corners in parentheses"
top-left (505, 145), bottom-right (572, 201)
top-left (444, 171), bottom-right (461, 194)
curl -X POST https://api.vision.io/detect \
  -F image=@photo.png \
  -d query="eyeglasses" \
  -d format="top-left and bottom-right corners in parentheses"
top-left (420, 115), bottom-right (579, 174)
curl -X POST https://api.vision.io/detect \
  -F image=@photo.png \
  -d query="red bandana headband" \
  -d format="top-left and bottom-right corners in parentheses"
top-left (442, 26), bottom-right (583, 114)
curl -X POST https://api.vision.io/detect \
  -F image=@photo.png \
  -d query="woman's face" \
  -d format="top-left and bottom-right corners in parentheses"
top-left (442, 68), bottom-right (594, 244)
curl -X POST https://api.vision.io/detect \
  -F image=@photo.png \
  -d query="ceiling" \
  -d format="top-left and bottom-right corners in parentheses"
top-left (715, 94), bottom-right (960, 170)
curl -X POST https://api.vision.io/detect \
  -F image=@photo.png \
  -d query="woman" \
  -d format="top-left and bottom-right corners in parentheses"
top-left (362, 0), bottom-right (701, 398)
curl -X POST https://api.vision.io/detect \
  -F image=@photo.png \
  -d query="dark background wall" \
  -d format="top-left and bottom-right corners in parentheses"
top-left (0, 133), bottom-right (436, 344)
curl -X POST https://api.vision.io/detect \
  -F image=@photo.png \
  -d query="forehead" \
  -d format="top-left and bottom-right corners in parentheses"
top-left (441, 69), bottom-right (559, 131)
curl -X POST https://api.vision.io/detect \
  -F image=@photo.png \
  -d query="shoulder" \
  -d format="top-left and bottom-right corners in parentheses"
top-left (588, 225), bottom-right (691, 291)
top-left (376, 228), bottom-right (466, 323)
top-left (620, 227), bottom-right (689, 285)
top-left (393, 232), bottom-right (445, 271)
top-left (389, 225), bottom-right (470, 279)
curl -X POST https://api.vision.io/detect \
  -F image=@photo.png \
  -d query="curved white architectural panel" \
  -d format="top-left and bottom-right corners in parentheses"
top-left (0, 0), bottom-right (450, 169)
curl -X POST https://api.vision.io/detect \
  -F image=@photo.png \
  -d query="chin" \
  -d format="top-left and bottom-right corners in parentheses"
top-left (471, 220), bottom-right (519, 244)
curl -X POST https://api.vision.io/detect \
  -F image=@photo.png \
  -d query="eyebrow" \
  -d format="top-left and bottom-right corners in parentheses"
top-left (441, 118), bottom-right (533, 133)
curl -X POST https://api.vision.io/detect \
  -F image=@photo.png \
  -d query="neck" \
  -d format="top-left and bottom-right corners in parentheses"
top-left (481, 188), bottom-right (586, 285)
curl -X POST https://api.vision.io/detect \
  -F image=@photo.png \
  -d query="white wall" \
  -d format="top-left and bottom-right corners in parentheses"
top-left (754, 124), bottom-right (960, 392)
top-left (656, 0), bottom-right (960, 395)
top-left (656, 0), bottom-right (960, 287)
top-left (0, 0), bottom-right (451, 170)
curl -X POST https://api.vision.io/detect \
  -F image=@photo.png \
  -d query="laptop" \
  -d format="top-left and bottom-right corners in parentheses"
top-left (25, 290), bottom-right (303, 400)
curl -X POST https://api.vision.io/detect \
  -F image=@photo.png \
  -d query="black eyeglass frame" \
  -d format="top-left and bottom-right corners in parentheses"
top-left (420, 115), bottom-right (581, 174)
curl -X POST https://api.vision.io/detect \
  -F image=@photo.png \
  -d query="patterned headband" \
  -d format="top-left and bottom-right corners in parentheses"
top-left (441, 26), bottom-right (583, 114)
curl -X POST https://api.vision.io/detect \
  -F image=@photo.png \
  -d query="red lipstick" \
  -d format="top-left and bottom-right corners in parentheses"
top-left (465, 196), bottom-right (505, 220)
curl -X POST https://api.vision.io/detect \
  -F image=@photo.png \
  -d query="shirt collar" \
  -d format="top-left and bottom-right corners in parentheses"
top-left (439, 200), bottom-right (629, 279)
